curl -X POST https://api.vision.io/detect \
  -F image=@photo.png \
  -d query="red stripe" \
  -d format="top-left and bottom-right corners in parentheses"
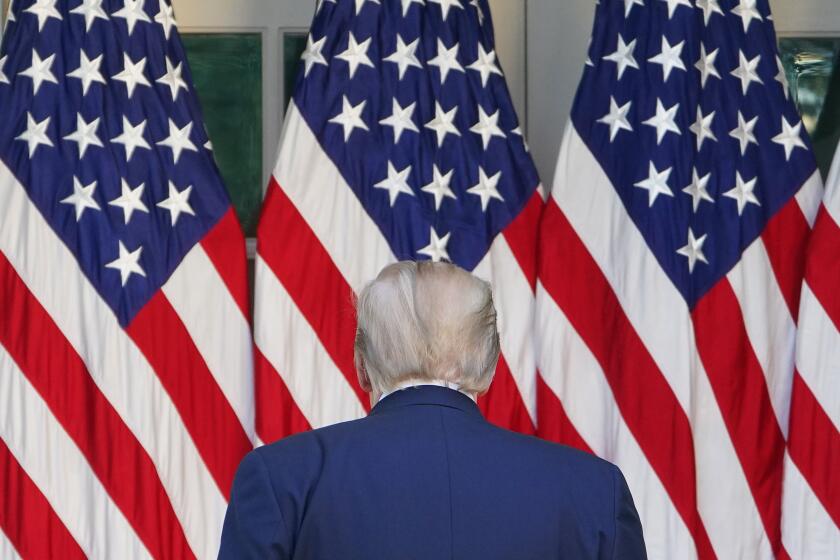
top-left (126, 292), bottom-right (253, 498)
top-left (478, 354), bottom-right (535, 434)
top-left (788, 372), bottom-right (840, 527)
top-left (802, 206), bottom-right (840, 331)
top-left (692, 279), bottom-right (787, 558)
top-left (501, 190), bottom-right (543, 291)
top-left (536, 374), bottom-right (594, 454)
top-left (254, 348), bottom-right (312, 443)
top-left (539, 200), bottom-right (716, 560)
top-left (200, 207), bottom-right (251, 321)
top-left (257, 179), bottom-right (369, 411)
top-left (0, 252), bottom-right (195, 559)
top-left (0, 438), bottom-right (85, 560)
top-left (760, 198), bottom-right (812, 322)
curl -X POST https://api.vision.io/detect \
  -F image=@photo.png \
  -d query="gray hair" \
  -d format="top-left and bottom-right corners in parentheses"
top-left (354, 261), bottom-right (500, 395)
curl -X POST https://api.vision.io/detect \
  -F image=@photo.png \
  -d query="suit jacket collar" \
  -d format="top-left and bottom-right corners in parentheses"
top-left (369, 385), bottom-right (485, 420)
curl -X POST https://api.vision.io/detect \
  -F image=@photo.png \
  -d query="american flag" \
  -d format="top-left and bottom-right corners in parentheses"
top-left (0, 0), bottom-right (253, 558)
top-left (788, 143), bottom-right (840, 556)
top-left (254, 0), bottom-right (542, 442)
top-left (536, 0), bottom-right (836, 558)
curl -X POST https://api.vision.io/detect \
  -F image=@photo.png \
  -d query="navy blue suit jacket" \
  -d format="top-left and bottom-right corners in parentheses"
top-left (219, 386), bottom-right (646, 559)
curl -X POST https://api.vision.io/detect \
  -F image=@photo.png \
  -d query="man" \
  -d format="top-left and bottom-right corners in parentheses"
top-left (219, 262), bottom-right (646, 559)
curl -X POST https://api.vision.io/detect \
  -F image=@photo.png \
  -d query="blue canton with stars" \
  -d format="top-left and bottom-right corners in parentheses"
top-left (0, 0), bottom-right (231, 326)
top-left (294, 0), bottom-right (539, 271)
top-left (575, 0), bottom-right (818, 309)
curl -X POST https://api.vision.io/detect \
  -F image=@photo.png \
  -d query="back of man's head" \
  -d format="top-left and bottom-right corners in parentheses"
top-left (354, 261), bottom-right (500, 396)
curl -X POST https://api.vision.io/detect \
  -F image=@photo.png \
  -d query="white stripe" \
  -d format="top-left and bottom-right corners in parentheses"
top-left (822, 142), bottom-right (840, 226)
top-left (254, 256), bottom-right (366, 428)
top-left (535, 284), bottom-right (695, 560)
top-left (794, 171), bottom-right (823, 229)
top-left (726, 240), bottom-right (794, 436)
top-left (162, 244), bottom-right (256, 441)
top-left (0, 518), bottom-right (22, 560)
top-left (0, 161), bottom-right (225, 560)
top-left (795, 283), bottom-right (840, 432)
top-left (548, 124), bottom-right (771, 557)
top-left (273, 102), bottom-right (395, 293)
top-left (782, 453), bottom-right (840, 559)
top-left (0, 345), bottom-right (150, 560)
top-left (473, 236), bottom-right (537, 423)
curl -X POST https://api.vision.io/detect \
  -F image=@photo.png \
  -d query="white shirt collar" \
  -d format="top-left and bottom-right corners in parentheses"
top-left (378, 379), bottom-right (477, 403)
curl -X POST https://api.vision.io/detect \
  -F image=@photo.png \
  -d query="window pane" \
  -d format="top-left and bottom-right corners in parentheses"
top-left (284, 33), bottom-right (308, 111)
top-left (779, 37), bottom-right (840, 180)
top-left (182, 33), bottom-right (263, 237)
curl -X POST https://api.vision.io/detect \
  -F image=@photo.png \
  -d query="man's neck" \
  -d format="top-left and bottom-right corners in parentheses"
top-left (377, 379), bottom-right (477, 403)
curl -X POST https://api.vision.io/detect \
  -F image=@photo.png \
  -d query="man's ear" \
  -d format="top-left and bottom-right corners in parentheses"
top-left (357, 361), bottom-right (372, 392)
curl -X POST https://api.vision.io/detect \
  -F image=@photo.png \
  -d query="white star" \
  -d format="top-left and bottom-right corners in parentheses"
top-left (429, 0), bottom-right (463, 20)
top-left (354, 0), bottom-right (380, 13)
top-left (18, 50), bottom-right (57, 94)
top-left (695, 0), bottom-right (723, 24)
top-left (300, 35), bottom-right (328, 77)
top-left (157, 181), bottom-right (195, 225)
top-left (109, 179), bottom-right (149, 224)
top-left (642, 100), bottom-right (680, 145)
top-left (401, 0), bottom-right (424, 16)
top-left (418, 228), bottom-right (451, 262)
top-left (775, 56), bottom-right (789, 98)
top-left (67, 51), bottom-right (106, 95)
top-left (623, 0), bottom-right (643, 17)
top-left (70, 0), bottom-right (108, 31)
top-left (24, 0), bottom-right (61, 31)
top-left (156, 119), bottom-right (197, 163)
top-left (729, 111), bottom-right (759, 155)
top-left (63, 113), bottom-right (103, 158)
top-left (597, 96), bottom-right (633, 142)
top-left (111, 117), bottom-right (150, 161)
top-left (15, 113), bottom-right (53, 157)
top-left (61, 177), bottom-right (101, 220)
top-left (676, 229), bottom-right (709, 273)
top-left (374, 162), bottom-right (414, 206)
top-left (772, 116), bottom-right (806, 161)
top-left (689, 107), bottom-right (716, 150)
top-left (695, 44), bottom-right (720, 87)
top-left (425, 102), bottom-right (461, 146)
top-left (470, 106), bottom-right (506, 149)
top-left (730, 51), bottom-right (763, 95)
top-left (384, 35), bottom-right (422, 79)
top-left (723, 172), bottom-right (760, 215)
top-left (379, 99), bottom-right (419, 143)
top-left (113, 54), bottom-right (150, 98)
top-left (467, 44), bottom-right (502, 87)
top-left (106, 241), bottom-right (145, 287)
top-left (682, 168), bottom-right (713, 212)
top-left (328, 96), bottom-right (369, 141)
top-left (0, 56), bottom-right (9, 85)
top-left (649, 36), bottom-right (686, 81)
top-left (113, 0), bottom-right (151, 35)
top-left (511, 125), bottom-right (529, 152)
top-left (602, 35), bottom-right (639, 79)
top-left (659, 0), bottom-right (691, 19)
top-left (634, 162), bottom-right (674, 206)
top-left (335, 32), bottom-right (374, 79)
top-left (428, 39), bottom-right (464, 84)
top-left (467, 167), bottom-right (504, 211)
top-left (156, 57), bottom-right (187, 101)
top-left (421, 165), bottom-right (457, 210)
top-left (731, 0), bottom-right (762, 32)
top-left (469, 0), bottom-right (483, 24)
top-left (154, 0), bottom-right (177, 39)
